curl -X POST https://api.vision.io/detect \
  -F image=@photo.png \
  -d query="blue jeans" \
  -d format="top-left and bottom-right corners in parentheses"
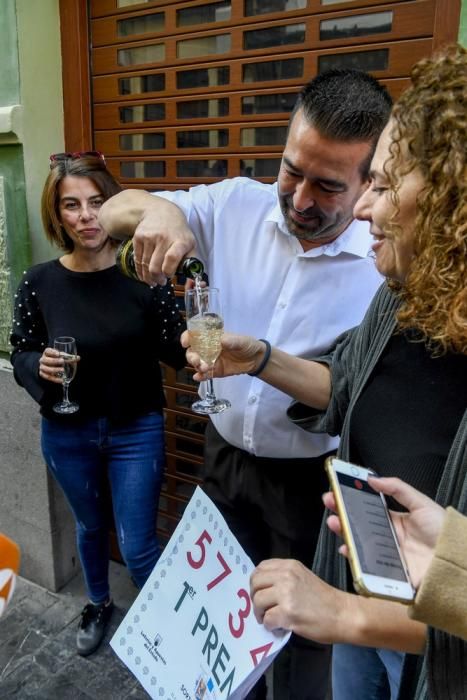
top-left (41, 413), bottom-right (165, 604)
top-left (332, 644), bottom-right (405, 700)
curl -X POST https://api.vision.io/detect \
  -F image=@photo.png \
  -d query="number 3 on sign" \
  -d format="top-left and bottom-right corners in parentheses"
top-left (229, 588), bottom-right (251, 638)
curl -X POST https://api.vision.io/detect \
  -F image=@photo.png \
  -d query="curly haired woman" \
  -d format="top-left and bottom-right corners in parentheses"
top-left (184, 45), bottom-right (467, 700)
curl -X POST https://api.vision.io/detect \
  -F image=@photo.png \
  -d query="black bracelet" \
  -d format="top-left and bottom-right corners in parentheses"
top-left (248, 339), bottom-right (272, 377)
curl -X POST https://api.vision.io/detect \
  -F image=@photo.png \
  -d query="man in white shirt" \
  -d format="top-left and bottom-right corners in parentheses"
top-left (100, 69), bottom-right (391, 700)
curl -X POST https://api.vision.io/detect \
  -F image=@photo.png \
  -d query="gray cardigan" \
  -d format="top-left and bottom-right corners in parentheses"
top-left (288, 283), bottom-right (467, 700)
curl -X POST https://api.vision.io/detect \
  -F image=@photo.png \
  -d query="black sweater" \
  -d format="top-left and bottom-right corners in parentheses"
top-left (10, 260), bottom-right (186, 423)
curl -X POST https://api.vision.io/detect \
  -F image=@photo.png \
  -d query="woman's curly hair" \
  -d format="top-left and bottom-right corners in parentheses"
top-left (387, 44), bottom-right (466, 354)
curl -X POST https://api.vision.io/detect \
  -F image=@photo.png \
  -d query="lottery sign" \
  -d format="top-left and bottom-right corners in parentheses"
top-left (111, 487), bottom-right (290, 698)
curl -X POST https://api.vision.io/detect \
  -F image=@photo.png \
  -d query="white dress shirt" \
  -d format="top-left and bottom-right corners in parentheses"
top-left (157, 178), bottom-right (383, 458)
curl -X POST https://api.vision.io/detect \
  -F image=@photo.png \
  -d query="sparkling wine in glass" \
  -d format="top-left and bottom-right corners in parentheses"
top-left (53, 336), bottom-right (79, 414)
top-left (185, 287), bottom-right (231, 415)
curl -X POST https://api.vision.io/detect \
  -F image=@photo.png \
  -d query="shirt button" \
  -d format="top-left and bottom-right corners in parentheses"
top-left (248, 396), bottom-right (257, 405)
top-left (278, 301), bottom-right (286, 309)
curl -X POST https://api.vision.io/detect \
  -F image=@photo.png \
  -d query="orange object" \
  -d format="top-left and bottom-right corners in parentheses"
top-left (0, 533), bottom-right (20, 617)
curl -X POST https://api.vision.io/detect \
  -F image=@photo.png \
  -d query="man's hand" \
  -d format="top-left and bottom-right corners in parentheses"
top-left (99, 190), bottom-right (196, 286)
top-left (324, 477), bottom-right (446, 589)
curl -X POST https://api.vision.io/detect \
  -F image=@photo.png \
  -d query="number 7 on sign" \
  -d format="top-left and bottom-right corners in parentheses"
top-left (187, 529), bottom-right (232, 590)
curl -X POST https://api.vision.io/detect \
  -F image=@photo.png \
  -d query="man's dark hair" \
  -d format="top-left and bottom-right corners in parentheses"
top-left (290, 69), bottom-right (393, 178)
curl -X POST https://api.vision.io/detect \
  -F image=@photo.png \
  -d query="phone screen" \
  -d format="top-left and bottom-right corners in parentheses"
top-left (337, 472), bottom-right (408, 582)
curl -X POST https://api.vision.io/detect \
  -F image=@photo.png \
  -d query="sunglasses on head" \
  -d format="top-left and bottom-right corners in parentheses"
top-left (49, 151), bottom-right (106, 168)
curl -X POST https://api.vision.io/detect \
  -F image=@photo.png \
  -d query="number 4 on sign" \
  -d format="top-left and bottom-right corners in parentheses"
top-left (250, 643), bottom-right (273, 667)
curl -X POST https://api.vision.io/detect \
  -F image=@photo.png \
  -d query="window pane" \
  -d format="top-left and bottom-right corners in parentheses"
top-left (245, 0), bottom-right (307, 15)
top-left (165, 478), bottom-right (197, 501)
top-left (120, 161), bottom-right (166, 177)
top-left (120, 103), bottom-right (166, 123)
top-left (241, 126), bottom-right (287, 147)
top-left (242, 92), bottom-right (297, 114)
top-left (177, 130), bottom-right (229, 148)
top-left (177, 34), bottom-right (231, 59)
top-left (118, 44), bottom-right (165, 67)
top-left (175, 392), bottom-right (198, 410)
top-left (119, 73), bottom-right (165, 95)
top-left (318, 49), bottom-right (389, 73)
top-left (118, 0), bottom-right (151, 6)
top-left (240, 159), bottom-right (281, 177)
top-left (175, 413), bottom-right (207, 436)
top-left (117, 12), bottom-right (164, 38)
top-left (173, 436), bottom-right (204, 457)
top-left (243, 57), bottom-right (303, 82)
top-left (320, 12), bottom-right (393, 41)
top-left (176, 66), bottom-right (230, 89)
top-left (177, 1), bottom-right (231, 27)
top-left (177, 160), bottom-right (227, 177)
top-left (173, 456), bottom-right (198, 477)
top-left (175, 368), bottom-right (198, 388)
top-left (244, 23), bottom-right (305, 50)
top-left (119, 133), bottom-right (166, 150)
top-left (177, 98), bottom-right (229, 119)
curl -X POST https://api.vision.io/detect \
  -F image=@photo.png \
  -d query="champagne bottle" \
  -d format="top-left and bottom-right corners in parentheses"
top-left (116, 239), bottom-right (204, 281)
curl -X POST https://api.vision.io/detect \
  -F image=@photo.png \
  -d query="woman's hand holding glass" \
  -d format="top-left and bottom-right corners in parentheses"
top-left (39, 337), bottom-right (80, 414)
top-left (182, 331), bottom-right (268, 381)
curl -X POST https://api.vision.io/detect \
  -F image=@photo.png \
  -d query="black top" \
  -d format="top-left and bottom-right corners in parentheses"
top-left (10, 259), bottom-right (186, 423)
top-left (349, 329), bottom-right (467, 504)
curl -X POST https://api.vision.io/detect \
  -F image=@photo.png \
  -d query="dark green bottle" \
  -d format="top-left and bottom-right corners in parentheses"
top-left (116, 239), bottom-right (204, 281)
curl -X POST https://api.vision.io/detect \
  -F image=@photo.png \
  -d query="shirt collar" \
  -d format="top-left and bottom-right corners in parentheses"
top-left (265, 192), bottom-right (372, 259)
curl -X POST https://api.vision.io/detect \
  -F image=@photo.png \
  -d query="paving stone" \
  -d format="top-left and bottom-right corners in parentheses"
top-left (0, 630), bottom-right (48, 681)
top-left (0, 594), bottom-right (58, 650)
top-left (0, 656), bottom-right (51, 698)
top-left (51, 615), bottom-right (82, 648)
top-left (34, 639), bottom-right (76, 675)
top-left (126, 682), bottom-right (151, 699)
top-left (82, 657), bottom-right (138, 700)
top-left (0, 619), bottom-right (49, 672)
top-left (14, 579), bottom-right (58, 610)
top-left (34, 598), bottom-right (81, 636)
top-left (31, 678), bottom-right (93, 700)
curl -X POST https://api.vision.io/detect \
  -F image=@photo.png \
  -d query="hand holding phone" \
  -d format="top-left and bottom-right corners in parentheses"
top-left (325, 457), bottom-right (415, 603)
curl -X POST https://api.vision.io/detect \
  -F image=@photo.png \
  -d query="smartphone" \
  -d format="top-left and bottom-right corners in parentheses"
top-left (325, 457), bottom-right (415, 603)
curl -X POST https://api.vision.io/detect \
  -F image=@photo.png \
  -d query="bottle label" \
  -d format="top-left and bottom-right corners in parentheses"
top-left (117, 239), bottom-right (138, 280)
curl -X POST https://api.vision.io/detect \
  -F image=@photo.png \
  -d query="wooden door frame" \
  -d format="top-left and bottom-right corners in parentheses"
top-left (59, 0), bottom-right (92, 150)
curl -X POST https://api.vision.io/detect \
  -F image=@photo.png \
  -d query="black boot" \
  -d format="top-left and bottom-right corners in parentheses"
top-left (76, 599), bottom-right (114, 657)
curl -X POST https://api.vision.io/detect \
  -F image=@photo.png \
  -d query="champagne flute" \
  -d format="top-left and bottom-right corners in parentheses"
top-left (53, 336), bottom-right (79, 414)
top-left (185, 287), bottom-right (231, 415)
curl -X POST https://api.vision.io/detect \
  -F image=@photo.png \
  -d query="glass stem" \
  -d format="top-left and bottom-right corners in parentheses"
top-left (63, 382), bottom-right (70, 405)
top-left (205, 370), bottom-right (216, 403)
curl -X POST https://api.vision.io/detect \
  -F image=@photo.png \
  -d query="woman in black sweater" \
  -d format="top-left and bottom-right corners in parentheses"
top-left (10, 152), bottom-right (186, 656)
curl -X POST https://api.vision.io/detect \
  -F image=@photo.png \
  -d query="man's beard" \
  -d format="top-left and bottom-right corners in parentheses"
top-left (280, 193), bottom-right (344, 243)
